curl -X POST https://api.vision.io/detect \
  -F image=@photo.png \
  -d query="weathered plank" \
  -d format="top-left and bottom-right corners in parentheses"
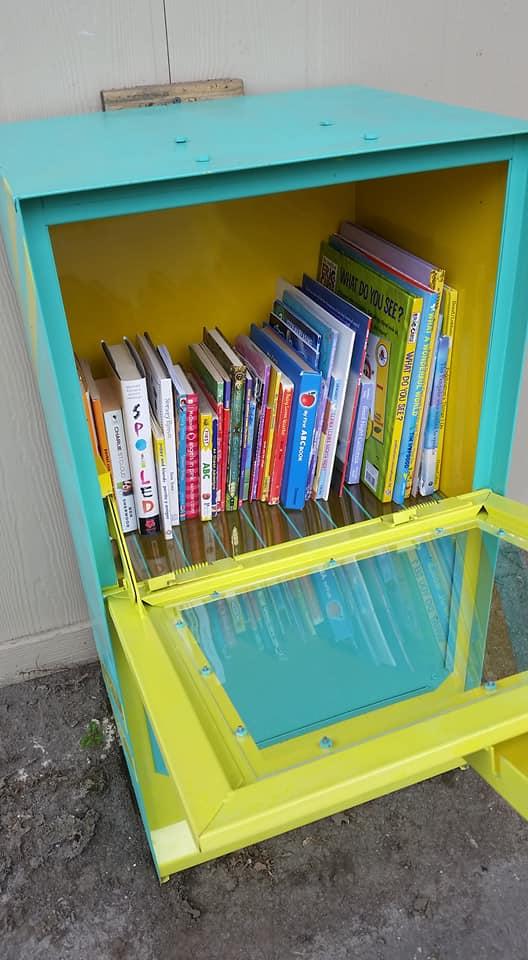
top-left (101, 77), bottom-right (244, 111)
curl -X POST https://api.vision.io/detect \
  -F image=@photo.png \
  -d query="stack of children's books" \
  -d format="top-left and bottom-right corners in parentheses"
top-left (76, 224), bottom-right (457, 539)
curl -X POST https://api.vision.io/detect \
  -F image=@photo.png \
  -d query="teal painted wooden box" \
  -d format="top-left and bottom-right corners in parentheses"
top-left (1, 86), bottom-right (528, 878)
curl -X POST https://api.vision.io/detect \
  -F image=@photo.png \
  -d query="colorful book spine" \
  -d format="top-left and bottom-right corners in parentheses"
top-left (234, 336), bottom-right (272, 503)
top-left (238, 371), bottom-right (254, 504)
top-left (268, 377), bottom-right (294, 505)
top-left (250, 324), bottom-right (321, 510)
top-left (347, 376), bottom-right (375, 485)
top-left (318, 241), bottom-right (422, 503)
top-left (411, 317), bottom-right (441, 498)
top-left (203, 328), bottom-right (246, 512)
top-left (418, 336), bottom-right (450, 497)
top-left (260, 360), bottom-right (281, 501)
top-left (185, 393), bottom-right (200, 520)
top-left (188, 342), bottom-right (228, 512)
top-left (393, 288), bottom-right (439, 504)
top-left (152, 415), bottom-right (172, 540)
top-left (87, 392), bottom-right (111, 474)
top-left (136, 335), bottom-right (179, 525)
top-left (174, 393), bottom-right (187, 520)
top-left (197, 405), bottom-right (214, 521)
top-left (242, 393), bottom-right (257, 502)
top-left (312, 376), bottom-right (338, 496)
top-left (434, 285), bottom-right (458, 490)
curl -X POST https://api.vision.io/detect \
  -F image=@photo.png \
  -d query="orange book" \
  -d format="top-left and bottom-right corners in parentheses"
top-left (260, 364), bottom-right (281, 502)
top-left (75, 356), bottom-right (98, 460)
top-left (78, 358), bottom-right (111, 473)
top-left (268, 376), bottom-right (294, 505)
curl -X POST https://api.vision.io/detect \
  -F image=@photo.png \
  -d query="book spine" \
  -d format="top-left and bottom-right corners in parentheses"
top-left (346, 380), bottom-right (374, 484)
top-left (120, 379), bottom-right (160, 534)
top-left (82, 392), bottom-right (99, 460)
top-left (238, 379), bottom-right (252, 504)
top-left (268, 385), bottom-right (293, 505)
top-left (393, 293), bottom-right (438, 504)
top-left (175, 396), bottom-right (187, 521)
top-left (418, 336), bottom-right (449, 497)
top-left (220, 408), bottom-right (230, 512)
top-left (249, 376), bottom-right (270, 501)
top-left (314, 377), bottom-right (341, 500)
top-left (282, 374), bottom-right (320, 510)
top-left (255, 406), bottom-right (272, 500)
top-left (225, 372), bottom-right (245, 511)
top-left (159, 379), bottom-right (179, 525)
top-left (434, 287), bottom-right (458, 490)
top-left (91, 398), bottom-right (112, 474)
top-left (306, 375), bottom-right (329, 497)
top-left (260, 370), bottom-right (280, 502)
top-left (211, 415), bottom-right (218, 515)
top-left (153, 432), bottom-right (172, 540)
top-left (198, 409), bottom-right (213, 521)
top-left (363, 300), bottom-right (421, 503)
top-left (242, 396), bottom-right (257, 502)
top-left (405, 306), bottom-right (442, 500)
top-left (104, 407), bottom-right (138, 533)
top-left (411, 319), bottom-right (441, 498)
top-left (185, 394), bottom-right (200, 520)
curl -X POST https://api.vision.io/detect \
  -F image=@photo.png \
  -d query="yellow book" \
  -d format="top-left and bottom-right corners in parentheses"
top-left (260, 362), bottom-right (281, 502)
top-left (434, 284), bottom-right (458, 490)
top-left (151, 413), bottom-right (172, 540)
top-left (382, 301), bottom-right (421, 502)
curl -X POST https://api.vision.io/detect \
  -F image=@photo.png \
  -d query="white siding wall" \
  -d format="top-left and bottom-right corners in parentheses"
top-left (0, 0), bottom-right (527, 681)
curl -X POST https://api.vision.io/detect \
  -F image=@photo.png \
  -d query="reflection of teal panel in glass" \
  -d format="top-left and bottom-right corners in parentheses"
top-left (145, 710), bottom-right (169, 776)
top-left (182, 546), bottom-right (453, 748)
top-left (465, 530), bottom-right (498, 689)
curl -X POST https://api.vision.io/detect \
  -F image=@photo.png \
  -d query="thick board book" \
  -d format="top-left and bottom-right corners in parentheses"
top-left (102, 340), bottom-right (161, 534)
top-left (318, 241), bottom-right (422, 503)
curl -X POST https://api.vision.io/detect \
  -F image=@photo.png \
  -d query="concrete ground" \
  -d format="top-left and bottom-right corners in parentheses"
top-left (1, 665), bottom-right (528, 960)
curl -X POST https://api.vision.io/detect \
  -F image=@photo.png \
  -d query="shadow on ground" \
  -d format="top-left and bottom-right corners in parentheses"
top-left (1, 664), bottom-right (527, 960)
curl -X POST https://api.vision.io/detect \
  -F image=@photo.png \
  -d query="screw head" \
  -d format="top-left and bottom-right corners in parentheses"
top-left (175, 619), bottom-right (184, 628)
top-left (200, 665), bottom-right (212, 677)
top-left (235, 725), bottom-right (247, 738)
top-left (196, 153), bottom-right (210, 163)
top-left (484, 679), bottom-right (497, 692)
top-left (319, 119), bottom-right (335, 127)
top-left (435, 527), bottom-right (444, 534)
top-left (497, 528), bottom-right (506, 537)
top-left (174, 135), bottom-right (189, 144)
top-left (319, 736), bottom-right (333, 750)
top-left (362, 131), bottom-right (379, 141)
top-left (328, 558), bottom-right (337, 567)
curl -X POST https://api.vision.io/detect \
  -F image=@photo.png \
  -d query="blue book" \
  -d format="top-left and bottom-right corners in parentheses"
top-left (275, 284), bottom-right (338, 497)
top-left (272, 299), bottom-right (322, 361)
top-left (418, 335), bottom-right (449, 496)
top-left (301, 274), bottom-right (372, 487)
top-left (269, 309), bottom-right (319, 368)
top-left (347, 376), bottom-right (374, 484)
top-left (249, 324), bottom-right (322, 510)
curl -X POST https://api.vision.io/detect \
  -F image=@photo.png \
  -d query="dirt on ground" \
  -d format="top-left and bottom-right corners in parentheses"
top-left (1, 664), bottom-right (528, 960)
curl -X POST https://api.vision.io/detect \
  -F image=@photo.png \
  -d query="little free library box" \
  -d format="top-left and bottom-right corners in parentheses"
top-left (2, 85), bottom-right (528, 879)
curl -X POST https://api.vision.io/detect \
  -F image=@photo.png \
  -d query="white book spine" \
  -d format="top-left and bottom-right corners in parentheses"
top-left (120, 380), bottom-right (160, 535)
top-left (103, 407), bottom-right (138, 534)
top-left (157, 378), bottom-right (179, 525)
top-left (153, 436), bottom-right (172, 540)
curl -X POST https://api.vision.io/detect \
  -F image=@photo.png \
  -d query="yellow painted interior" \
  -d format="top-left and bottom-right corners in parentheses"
top-left (50, 164), bottom-right (506, 518)
top-left (355, 162), bottom-right (507, 495)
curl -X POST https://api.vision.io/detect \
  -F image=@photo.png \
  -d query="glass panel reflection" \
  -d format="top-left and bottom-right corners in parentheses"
top-left (173, 525), bottom-right (528, 748)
